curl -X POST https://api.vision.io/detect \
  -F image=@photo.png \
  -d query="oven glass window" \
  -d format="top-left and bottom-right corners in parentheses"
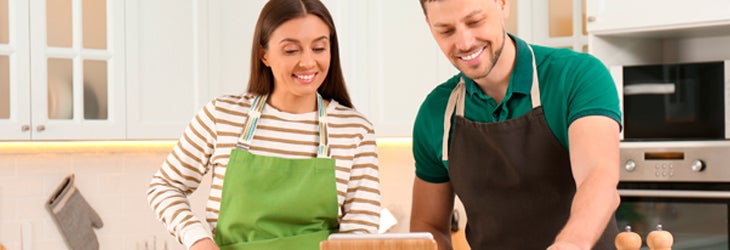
top-left (623, 61), bottom-right (725, 141)
top-left (616, 199), bottom-right (728, 249)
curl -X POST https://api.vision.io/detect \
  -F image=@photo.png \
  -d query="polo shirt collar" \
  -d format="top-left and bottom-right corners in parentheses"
top-left (462, 33), bottom-right (534, 98)
top-left (509, 34), bottom-right (533, 95)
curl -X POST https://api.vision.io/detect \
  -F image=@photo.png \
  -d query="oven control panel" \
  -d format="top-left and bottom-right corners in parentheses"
top-left (619, 141), bottom-right (730, 182)
top-left (623, 159), bottom-right (706, 178)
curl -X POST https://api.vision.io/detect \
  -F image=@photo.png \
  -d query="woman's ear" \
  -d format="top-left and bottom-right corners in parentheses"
top-left (260, 46), bottom-right (270, 67)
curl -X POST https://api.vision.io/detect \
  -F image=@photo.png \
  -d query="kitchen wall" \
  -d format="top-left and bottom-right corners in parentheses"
top-left (0, 140), bottom-right (428, 250)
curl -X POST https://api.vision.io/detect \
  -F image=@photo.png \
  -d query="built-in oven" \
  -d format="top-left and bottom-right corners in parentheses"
top-left (614, 61), bottom-right (730, 249)
top-left (618, 142), bottom-right (730, 249)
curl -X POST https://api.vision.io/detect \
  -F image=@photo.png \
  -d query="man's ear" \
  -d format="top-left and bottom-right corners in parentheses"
top-left (498, 0), bottom-right (510, 20)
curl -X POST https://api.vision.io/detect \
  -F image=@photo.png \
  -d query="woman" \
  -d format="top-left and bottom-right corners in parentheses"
top-left (146, 1), bottom-right (381, 249)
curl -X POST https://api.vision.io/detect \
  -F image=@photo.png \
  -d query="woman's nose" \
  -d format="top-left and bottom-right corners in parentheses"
top-left (298, 50), bottom-right (316, 68)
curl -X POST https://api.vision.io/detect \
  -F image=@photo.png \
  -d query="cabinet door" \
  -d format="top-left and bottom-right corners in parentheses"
top-left (206, 0), bottom-right (265, 98)
top-left (526, 0), bottom-right (589, 52)
top-left (369, 0), bottom-right (455, 137)
top-left (125, 0), bottom-right (210, 139)
top-left (586, 0), bottom-right (730, 34)
top-left (28, 0), bottom-right (125, 140)
top-left (0, 0), bottom-right (31, 140)
top-left (304, 0), bottom-right (455, 137)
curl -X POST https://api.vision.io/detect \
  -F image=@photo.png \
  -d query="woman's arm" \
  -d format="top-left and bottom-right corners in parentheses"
top-left (339, 126), bottom-right (381, 233)
top-left (147, 100), bottom-right (218, 248)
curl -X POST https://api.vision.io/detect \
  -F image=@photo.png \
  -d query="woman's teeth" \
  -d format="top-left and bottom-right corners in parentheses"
top-left (461, 48), bottom-right (483, 61)
top-left (296, 74), bottom-right (315, 80)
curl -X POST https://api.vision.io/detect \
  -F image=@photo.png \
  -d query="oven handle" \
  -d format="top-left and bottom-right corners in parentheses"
top-left (623, 83), bottom-right (676, 95)
top-left (619, 189), bottom-right (730, 199)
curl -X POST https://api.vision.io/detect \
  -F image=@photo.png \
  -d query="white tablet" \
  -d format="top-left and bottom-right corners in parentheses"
top-left (327, 232), bottom-right (434, 240)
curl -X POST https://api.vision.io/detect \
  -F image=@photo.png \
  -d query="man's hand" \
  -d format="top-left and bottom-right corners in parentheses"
top-left (546, 241), bottom-right (585, 250)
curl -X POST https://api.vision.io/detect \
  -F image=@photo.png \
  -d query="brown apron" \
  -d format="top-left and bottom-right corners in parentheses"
top-left (442, 45), bottom-right (618, 249)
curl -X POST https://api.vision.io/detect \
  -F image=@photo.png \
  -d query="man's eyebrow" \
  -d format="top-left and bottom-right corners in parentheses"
top-left (431, 9), bottom-right (484, 28)
top-left (463, 9), bottom-right (484, 21)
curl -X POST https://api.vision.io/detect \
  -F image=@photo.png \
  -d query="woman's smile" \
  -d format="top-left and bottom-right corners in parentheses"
top-left (294, 72), bottom-right (317, 84)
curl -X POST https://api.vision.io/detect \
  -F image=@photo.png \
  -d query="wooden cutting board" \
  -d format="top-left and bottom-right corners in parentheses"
top-left (320, 238), bottom-right (437, 250)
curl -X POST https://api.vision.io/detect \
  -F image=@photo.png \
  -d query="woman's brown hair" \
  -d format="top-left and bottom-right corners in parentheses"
top-left (247, 0), bottom-right (353, 108)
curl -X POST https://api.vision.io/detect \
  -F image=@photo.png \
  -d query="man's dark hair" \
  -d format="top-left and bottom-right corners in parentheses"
top-left (417, 0), bottom-right (435, 15)
top-left (418, 0), bottom-right (499, 15)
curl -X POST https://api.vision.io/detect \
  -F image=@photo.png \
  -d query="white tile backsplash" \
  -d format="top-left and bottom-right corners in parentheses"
top-left (0, 149), bottom-right (183, 250)
top-left (0, 142), bottom-right (419, 249)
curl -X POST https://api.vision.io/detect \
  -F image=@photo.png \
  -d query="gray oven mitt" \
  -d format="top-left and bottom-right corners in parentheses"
top-left (46, 174), bottom-right (103, 250)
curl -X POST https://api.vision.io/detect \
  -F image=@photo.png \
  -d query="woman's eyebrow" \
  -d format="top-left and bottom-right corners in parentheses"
top-left (278, 35), bottom-right (329, 44)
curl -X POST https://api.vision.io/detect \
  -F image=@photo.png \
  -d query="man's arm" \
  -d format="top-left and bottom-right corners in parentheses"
top-left (549, 115), bottom-right (621, 250)
top-left (410, 177), bottom-right (455, 250)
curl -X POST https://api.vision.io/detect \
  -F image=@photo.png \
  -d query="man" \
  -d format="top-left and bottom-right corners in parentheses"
top-left (410, 0), bottom-right (622, 249)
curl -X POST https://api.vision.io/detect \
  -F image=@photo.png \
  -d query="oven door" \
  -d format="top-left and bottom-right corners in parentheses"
top-left (617, 182), bottom-right (730, 249)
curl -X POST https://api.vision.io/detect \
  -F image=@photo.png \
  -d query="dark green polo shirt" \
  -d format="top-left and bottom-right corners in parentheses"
top-left (412, 34), bottom-right (622, 183)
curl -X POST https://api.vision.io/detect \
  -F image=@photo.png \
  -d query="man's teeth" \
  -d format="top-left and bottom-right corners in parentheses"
top-left (461, 48), bottom-right (483, 61)
top-left (296, 74), bottom-right (315, 80)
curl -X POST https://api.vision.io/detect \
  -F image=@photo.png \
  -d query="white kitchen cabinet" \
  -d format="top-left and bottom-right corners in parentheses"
top-left (363, 1), bottom-right (456, 137)
top-left (0, 0), bottom-right (31, 140)
top-left (0, 0), bottom-right (126, 140)
top-left (326, 0), bottom-right (454, 137)
top-left (587, 0), bottom-right (730, 68)
top-left (2, 0), bottom-right (209, 141)
top-left (125, 0), bottom-right (210, 139)
top-left (206, 0), bottom-right (265, 98)
top-left (526, 0), bottom-right (589, 52)
top-left (586, 0), bottom-right (730, 35)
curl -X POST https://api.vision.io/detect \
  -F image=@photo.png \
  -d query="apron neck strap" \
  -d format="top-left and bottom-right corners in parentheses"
top-left (527, 45), bottom-right (540, 108)
top-left (316, 95), bottom-right (329, 158)
top-left (441, 44), bottom-right (540, 161)
top-left (237, 94), bottom-right (330, 158)
top-left (238, 95), bottom-right (267, 149)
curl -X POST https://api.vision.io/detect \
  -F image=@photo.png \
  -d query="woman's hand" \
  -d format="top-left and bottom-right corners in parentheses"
top-left (190, 238), bottom-right (220, 250)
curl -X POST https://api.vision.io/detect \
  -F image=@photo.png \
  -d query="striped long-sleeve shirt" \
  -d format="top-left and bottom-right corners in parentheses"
top-left (147, 94), bottom-right (381, 248)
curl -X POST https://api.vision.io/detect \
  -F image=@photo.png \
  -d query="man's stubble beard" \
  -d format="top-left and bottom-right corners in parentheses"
top-left (460, 30), bottom-right (506, 81)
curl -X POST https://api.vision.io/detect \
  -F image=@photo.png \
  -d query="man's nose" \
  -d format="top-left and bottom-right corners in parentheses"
top-left (455, 28), bottom-right (476, 52)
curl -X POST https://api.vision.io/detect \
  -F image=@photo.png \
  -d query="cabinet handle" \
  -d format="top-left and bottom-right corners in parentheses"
top-left (21, 125), bottom-right (30, 132)
top-left (587, 16), bottom-right (596, 22)
top-left (36, 125), bottom-right (46, 132)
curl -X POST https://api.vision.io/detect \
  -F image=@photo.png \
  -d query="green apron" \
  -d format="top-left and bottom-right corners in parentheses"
top-left (214, 94), bottom-right (339, 250)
